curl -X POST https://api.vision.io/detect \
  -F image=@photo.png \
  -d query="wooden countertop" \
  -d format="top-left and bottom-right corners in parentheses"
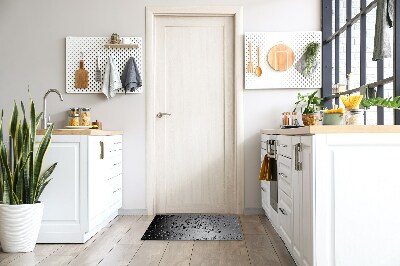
top-left (260, 125), bottom-right (400, 135)
top-left (36, 129), bottom-right (123, 136)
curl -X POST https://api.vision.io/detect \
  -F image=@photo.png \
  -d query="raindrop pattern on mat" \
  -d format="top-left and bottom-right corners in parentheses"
top-left (244, 31), bottom-right (322, 89)
top-left (141, 214), bottom-right (243, 241)
top-left (66, 37), bottom-right (143, 94)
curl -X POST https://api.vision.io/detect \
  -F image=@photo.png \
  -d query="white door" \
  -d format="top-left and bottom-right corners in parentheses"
top-left (154, 16), bottom-right (235, 214)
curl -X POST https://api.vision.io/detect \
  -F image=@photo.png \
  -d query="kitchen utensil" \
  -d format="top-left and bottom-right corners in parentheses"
top-left (247, 41), bottom-right (254, 74)
top-left (267, 44), bottom-right (295, 71)
top-left (75, 52), bottom-right (89, 88)
top-left (95, 55), bottom-right (101, 82)
top-left (255, 46), bottom-right (262, 77)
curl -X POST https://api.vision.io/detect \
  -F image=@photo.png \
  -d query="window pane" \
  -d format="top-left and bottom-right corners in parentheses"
top-left (366, 7), bottom-right (377, 85)
top-left (352, 20), bottom-right (361, 88)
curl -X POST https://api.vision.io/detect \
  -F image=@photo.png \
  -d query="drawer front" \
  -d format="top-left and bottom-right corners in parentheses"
top-left (277, 135), bottom-right (292, 159)
top-left (105, 136), bottom-right (123, 158)
top-left (261, 133), bottom-right (270, 142)
top-left (278, 189), bottom-right (293, 248)
top-left (261, 180), bottom-right (270, 209)
top-left (278, 155), bottom-right (292, 198)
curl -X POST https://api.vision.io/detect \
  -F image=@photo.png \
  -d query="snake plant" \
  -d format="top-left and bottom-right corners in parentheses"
top-left (0, 99), bottom-right (57, 205)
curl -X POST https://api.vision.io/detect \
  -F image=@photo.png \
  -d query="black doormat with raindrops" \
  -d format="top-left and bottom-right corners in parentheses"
top-left (141, 214), bottom-right (243, 241)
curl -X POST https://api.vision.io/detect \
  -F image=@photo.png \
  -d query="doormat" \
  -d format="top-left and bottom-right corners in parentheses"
top-left (141, 214), bottom-right (243, 240)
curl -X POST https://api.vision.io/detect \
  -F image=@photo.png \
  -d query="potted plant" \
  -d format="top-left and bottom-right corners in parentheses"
top-left (304, 42), bottom-right (320, 77)
top-left (0, 99), bottom-right (57, 253)
top-left (294, 90), bottom-right (323, 126)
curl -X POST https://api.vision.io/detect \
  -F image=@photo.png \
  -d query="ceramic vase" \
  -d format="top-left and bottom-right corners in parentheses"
top-left (0, 202), bottom-right (44, 253)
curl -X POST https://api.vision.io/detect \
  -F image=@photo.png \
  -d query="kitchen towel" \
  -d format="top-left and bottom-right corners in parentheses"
top-left (102, 55), bottom-right (122, 99)
top-left (373, 0), bottom-right (394, 61)
top-left (259, 154), bottom-right (272, 181)
top-left (120, 57), bottom-right (142, 93)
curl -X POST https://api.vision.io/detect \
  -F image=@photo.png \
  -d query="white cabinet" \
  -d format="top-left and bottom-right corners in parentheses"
top-left (261, 131), bottom-right (400, 266)
top-left (291, 136), bottom-right (313, 266)
top-left (37, 134), bottom-right (123, 243)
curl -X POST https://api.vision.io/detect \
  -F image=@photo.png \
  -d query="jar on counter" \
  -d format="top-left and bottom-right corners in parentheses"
top-left (80, 108), bottom-right (91, 126)
top-left (68, 114), bottom-right (80, 126)
top-left (346, 109), bottom-right (364, 125)
top-left (69, 107), bottom-right (80, 116)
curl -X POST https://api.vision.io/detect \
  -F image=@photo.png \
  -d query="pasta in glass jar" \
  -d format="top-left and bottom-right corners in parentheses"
top-left (80, 108), bottom-right (91, 126)
top-left (68, 114), bottom-right (80, 126)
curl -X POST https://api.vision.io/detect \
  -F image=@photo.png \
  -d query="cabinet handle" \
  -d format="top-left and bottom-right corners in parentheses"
top-left (279, 207), bottom-right (287, 215)
top-left (278, 172), bottom-right (287, 179)
top-left (277, 144), bottom-right (287, 147)
top-left (100, 141), bottom-right (104, 159)
top-left (294, 143), bottom-right (302, 171)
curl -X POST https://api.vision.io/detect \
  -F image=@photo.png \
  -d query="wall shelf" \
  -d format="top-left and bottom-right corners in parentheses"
top-left (104, 43), bottom-right (139, 49)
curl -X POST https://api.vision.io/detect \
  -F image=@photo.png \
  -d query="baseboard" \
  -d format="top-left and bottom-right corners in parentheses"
top-left (243, 208), bottom-right (264, 215)
top-left (118, 209), bottom-right (148, 215)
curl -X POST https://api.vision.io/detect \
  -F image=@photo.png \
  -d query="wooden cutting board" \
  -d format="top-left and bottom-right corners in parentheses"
top-left (267, 44), bottom-right (295, 71)
top-left (75, 60), bottom-right (89, 88)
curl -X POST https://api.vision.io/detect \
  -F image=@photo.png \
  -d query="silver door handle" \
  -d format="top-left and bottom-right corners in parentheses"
top-left (156, 112), bottom-right (172, 118)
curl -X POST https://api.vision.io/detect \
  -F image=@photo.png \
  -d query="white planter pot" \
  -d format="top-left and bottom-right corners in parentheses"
top-left (0, 202), bottom-right (44, 253)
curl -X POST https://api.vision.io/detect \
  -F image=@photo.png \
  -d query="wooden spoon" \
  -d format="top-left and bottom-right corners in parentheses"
top-left (255, 46), bottom-right (262, 77)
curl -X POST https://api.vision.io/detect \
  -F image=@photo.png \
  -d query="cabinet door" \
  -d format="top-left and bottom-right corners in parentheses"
top-left (291, 136), bottom-right (314, 266)
top-left (291, 136), bottom-right (303, 265)
top-left (278, 188), bottom-right (293, 250)
top-left (88, 137), bottom-right (108, 230)
top-left (36, 135), bottom-right (86, 243)
top-left (300, 136), bottom-right (313, 266)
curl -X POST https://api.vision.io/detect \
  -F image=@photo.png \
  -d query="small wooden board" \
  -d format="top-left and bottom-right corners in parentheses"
top-left (267, 44), bottom-right (295, 71)
top-left (75, 68), bottom-right (89, 88)
top-left (75, 60), bottom-right (89, 88)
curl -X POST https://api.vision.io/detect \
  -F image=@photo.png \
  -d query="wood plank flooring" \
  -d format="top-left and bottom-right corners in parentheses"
top-left (0, 215), bottom-right (295, 266)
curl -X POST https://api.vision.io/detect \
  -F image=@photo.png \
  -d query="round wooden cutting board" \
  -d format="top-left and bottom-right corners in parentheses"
top-left (267, 44), bottom-right (295, 71)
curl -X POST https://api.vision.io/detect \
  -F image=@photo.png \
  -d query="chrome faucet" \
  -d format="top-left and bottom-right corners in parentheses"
top-left (42, 89), bottom-right (64, 129)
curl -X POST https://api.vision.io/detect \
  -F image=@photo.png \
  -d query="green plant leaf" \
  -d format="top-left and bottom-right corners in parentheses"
top-left (36, 163), bottom-right (57, 200)
top-left (36, 179), bottom-right (52, 200)
top-left (9, 102), bottom-right (19, 142)
top-left (0, 143), bottom-right (17, 204)
top-left (32, 123), bottom-right (54, 202)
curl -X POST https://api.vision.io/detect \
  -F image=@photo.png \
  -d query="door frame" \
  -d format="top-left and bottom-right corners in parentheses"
top-left (145, 6), bottom-right (244, 215)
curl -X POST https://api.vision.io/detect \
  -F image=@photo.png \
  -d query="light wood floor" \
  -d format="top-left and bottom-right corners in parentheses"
top-left (0, 215), bottom-right (295, 266)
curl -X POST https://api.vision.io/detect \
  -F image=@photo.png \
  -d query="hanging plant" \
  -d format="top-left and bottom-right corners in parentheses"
top-left (304, 42), bottom-right (320, 77)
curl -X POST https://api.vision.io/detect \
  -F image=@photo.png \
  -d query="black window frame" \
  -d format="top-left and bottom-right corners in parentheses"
top-left (322, 0), bottom-right (400, 125)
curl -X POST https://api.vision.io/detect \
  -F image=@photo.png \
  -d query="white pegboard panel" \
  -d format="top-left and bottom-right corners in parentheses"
top-left (244, 31), bottom-right (322, 89)
top-left (66, 36), bottom-right (143, 94)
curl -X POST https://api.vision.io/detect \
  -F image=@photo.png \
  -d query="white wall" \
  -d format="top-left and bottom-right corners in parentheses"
top-left (0, 0), bottom-right (321, 212)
